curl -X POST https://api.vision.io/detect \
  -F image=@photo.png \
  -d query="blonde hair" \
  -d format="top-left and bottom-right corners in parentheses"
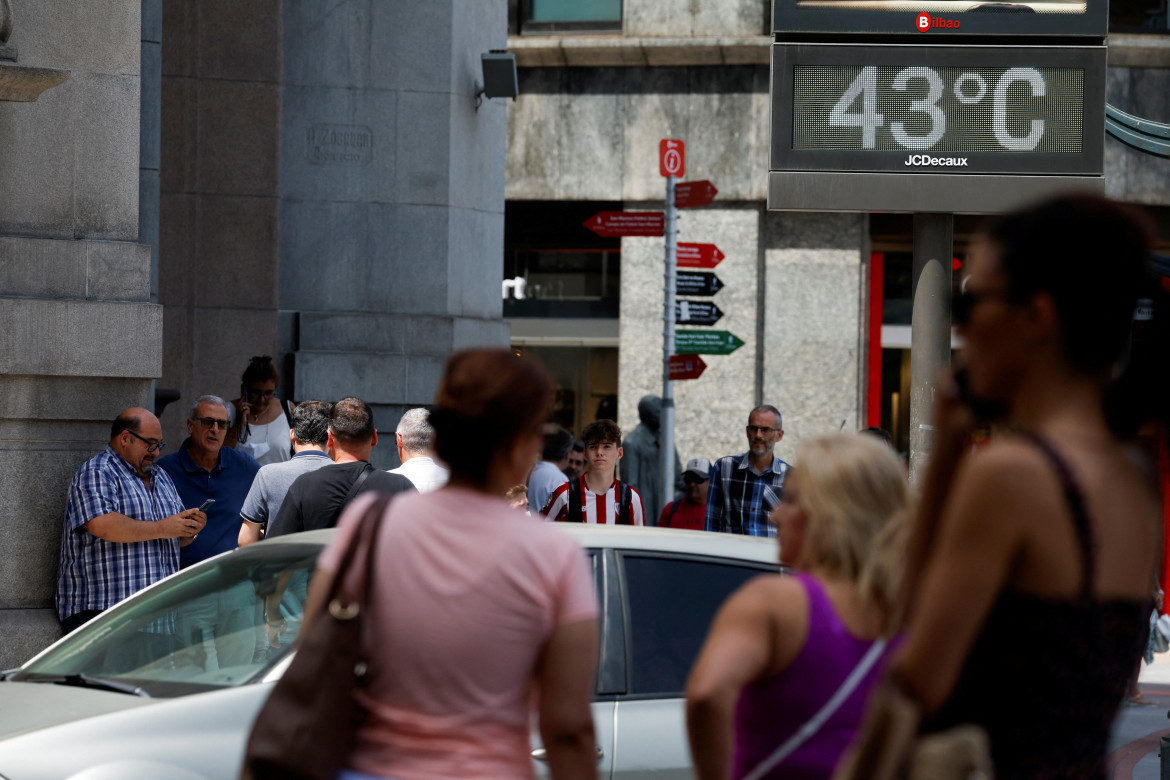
top-left (794, 435), bottom-right (911, 633)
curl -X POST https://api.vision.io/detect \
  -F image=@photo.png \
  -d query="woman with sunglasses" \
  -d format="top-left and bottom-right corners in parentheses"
top-left (843, 195), bottom-right (1167, 779)
top-left (227, 355), bottom-right (291, 466)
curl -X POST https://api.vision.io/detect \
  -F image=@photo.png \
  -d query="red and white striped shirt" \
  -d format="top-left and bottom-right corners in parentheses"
top-left (541, 477), bottom-right (645, 526)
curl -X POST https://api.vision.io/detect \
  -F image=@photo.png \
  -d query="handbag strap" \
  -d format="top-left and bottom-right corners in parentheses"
top-left (326, 492), bottom-right (390, 607)
top-left (329, 462), bottom-right (376, 529)
top-left (741, 638), bottom-right (889, 780)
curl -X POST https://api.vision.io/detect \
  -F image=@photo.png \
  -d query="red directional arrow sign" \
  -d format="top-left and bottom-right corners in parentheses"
top-left (674, 180), bottom-right (718, 209)
top-left (583, 211), bottom-right (665, 238)
top-left (676, 243), bottom-right (724, 269)
top-left (669, 354), bottom-right (708, 381)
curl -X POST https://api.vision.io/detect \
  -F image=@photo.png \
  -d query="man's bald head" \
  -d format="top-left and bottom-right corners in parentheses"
top-left (109, 408), bottom-right (164, 479)
top-left (110, 407), bottom-right (155, 442)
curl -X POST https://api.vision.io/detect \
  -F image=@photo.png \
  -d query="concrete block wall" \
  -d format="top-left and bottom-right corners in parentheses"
top-left (0, 1), bottom-right (156, 666)
top-left (158, 0), bottom-right (283, 446)
top-left (280, 0), bottom-right (510, 465)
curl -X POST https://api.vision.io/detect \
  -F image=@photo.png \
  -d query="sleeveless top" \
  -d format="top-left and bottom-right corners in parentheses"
top-left (924, 433), bottom-right (1150, 779)
top-left (236, 406), bottom-right (291, 466)
top-left (733, 573), bottom-right (897, 779)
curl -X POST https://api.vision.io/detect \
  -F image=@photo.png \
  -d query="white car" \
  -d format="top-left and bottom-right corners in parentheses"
top-left (0, 525), bottom-right (780, 779)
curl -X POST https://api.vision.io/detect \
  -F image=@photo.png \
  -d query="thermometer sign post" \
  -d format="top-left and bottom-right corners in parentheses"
top-left (767, 9), bottom-right (1108, 481)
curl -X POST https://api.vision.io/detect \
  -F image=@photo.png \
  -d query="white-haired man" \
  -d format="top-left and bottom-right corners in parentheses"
top-left (389, 408), bottom-right (449, 493)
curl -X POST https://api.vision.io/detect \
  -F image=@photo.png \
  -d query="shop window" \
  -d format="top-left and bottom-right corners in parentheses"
top-left (504, 201), bottom-right (621, 319)
top-left (1110, 0), bottom-right (1168, 32)
top-left (517, 0), bottom-right (622, 33)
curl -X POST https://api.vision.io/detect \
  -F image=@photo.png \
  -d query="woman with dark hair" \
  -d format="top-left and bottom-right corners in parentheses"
top-left (845, 195), bottom-right (1167, 779)
top-left (228, 356), bottom-right (291, 466)
top-left (303, 348), bottom-right (599, 780)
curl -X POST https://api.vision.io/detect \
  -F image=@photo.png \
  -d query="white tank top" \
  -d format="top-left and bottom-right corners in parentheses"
top-left (236, 408), bottom-right (291, 466)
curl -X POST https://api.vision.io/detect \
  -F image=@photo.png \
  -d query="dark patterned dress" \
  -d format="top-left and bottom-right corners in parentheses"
top-left (924, 434), bottom-right (1149, 779)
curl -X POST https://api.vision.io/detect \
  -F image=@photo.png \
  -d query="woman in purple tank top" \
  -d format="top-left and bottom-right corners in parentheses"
top-left (687, 434), bottom-right (911, 779)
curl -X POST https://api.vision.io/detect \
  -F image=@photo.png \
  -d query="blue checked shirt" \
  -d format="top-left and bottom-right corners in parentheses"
top-left (56, 446), bottom-right (186, 620)
top-left (704, 452), bottom-right (791, 537)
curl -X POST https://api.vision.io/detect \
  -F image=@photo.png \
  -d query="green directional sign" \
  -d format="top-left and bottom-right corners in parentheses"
top-left (675, 330), bottom-right (745, 356)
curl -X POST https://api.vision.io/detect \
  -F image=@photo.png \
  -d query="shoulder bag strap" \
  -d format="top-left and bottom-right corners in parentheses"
top-left (568, 477), bottom-right (582, 522)
top-left (326, 492), bottom-right (391, 607)
top-left (741, 639), bottom-right (889, 780)
top-left (330, 462), bottom-right (376, 529)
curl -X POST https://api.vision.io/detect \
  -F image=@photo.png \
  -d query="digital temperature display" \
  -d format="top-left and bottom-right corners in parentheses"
top-left (793, 65), bottom-right (1084, 153)
top-left (771, 44), bottom-right (1106, 176)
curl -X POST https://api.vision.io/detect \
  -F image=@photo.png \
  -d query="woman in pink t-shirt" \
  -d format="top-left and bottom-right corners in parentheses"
top-left (306, 349), bottom-right (600, 780)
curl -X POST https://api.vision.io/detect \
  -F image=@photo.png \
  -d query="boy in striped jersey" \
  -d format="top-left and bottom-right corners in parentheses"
top-left (541, 419), bottom-right (645, 525)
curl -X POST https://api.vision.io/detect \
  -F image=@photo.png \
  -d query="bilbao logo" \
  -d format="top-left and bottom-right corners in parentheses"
top-left (917, 12), bottom-right (960, 30)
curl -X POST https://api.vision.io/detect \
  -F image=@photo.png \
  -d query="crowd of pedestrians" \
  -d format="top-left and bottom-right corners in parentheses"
top-left (50, 194), bottom-right (1169, 779)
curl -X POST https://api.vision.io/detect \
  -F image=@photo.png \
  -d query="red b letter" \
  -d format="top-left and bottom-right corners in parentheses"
top-left (917, 12), bottom-right (930, 30)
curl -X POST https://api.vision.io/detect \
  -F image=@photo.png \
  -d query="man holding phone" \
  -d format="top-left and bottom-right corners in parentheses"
top-left (156, 395), bottom-right (260, 568)
top-left (56, 408), bottom-right (208, 633)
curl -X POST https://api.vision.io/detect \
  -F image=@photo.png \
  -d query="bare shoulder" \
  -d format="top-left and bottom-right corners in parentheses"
top-left (724, 573), bottom-right (806, 624)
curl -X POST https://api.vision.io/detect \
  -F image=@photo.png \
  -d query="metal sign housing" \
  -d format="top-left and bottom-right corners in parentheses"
top-left (771, 0), bottom-right (1107, 39)
top-left (771, 44), bottom-right (1106, 176)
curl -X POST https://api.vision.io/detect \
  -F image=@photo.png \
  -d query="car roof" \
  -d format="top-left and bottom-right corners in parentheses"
top-left (258, 524), bottom-right (778, 565)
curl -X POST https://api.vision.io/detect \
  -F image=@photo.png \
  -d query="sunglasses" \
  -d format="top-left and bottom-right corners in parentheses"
top-left (246, 387), bottom-right (276, 398)
top-left (126, 429), bottom-right (166, 453)
top-left (195, 417), bottom-right (231, 430)
top-left (953, 278), bottom-right (1012, 327)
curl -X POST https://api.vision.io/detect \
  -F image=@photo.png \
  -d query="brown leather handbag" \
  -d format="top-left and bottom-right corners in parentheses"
top-left (241, 494), bottom-right (390, 780)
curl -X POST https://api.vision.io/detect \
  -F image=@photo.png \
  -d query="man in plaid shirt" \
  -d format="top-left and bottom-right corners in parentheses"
top-left (56, 408), bottom-right (207, 632)
top-left (704, 405), bottom-right (791, 537)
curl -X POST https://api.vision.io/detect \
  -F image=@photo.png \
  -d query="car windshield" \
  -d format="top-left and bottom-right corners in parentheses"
top-left (12, 541), bottom-right (323, 698)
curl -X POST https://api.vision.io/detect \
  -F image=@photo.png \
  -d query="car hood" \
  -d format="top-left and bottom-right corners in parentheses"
top-left (0, 682), bottom-right (272, 780)
top-left (0, 681), bottom-right (152, 740)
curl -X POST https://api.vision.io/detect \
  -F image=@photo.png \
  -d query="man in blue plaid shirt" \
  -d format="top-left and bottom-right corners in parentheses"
top-left (56, 408), bottom-right (207, 632)
top-left (704, 405), bottom-right (791, 537)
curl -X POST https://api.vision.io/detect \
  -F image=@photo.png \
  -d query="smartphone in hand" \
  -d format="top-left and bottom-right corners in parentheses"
top-left (198, 499), bottom-right (216, 512)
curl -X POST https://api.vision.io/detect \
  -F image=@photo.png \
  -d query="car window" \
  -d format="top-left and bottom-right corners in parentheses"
top-left (622, 554), bottom-right (771, 696)
top-left (15, 543), bottom-right (322, 697)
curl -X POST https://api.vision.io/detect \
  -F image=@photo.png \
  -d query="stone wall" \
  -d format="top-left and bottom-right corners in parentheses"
top-left (0, 0), bottom-right (154, 666)
top-left (158, 1), bottom-right (283, 446)
top-left (279, 0), bottom-right (510, 467)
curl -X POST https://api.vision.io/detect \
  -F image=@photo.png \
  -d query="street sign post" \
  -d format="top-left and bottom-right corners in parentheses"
top-left (674, 180), bottom-right (718, 209)
top-left (668, 354), bottom-right (708, 381)
top-left (675, 300), bottom-right (723, 326)
top-left (675, 271), bottom-right (724, 297)
top-left (676, 242), bottom-right (724, 269)
top-left (584, 211), bottom-right (665, 238)
top-left (675, 330), bottom-right (745, 356)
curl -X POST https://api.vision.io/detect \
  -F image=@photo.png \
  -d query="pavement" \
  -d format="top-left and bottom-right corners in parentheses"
top-left (1108, 653), bottom-right (1170, 778)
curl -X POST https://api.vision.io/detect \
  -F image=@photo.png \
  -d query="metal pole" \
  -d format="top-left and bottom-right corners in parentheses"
top-left (908, 213), bottom-right (953, 487)
top-left (661, 176), bottom-right (679, 523)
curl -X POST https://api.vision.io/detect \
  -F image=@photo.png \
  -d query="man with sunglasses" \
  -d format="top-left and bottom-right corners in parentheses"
top-left (56, 408), bottom-right (207, 633)
top-left (156, 395), bottom-right (261, 568)
top-left (704, 405), bottom-right (791, 537)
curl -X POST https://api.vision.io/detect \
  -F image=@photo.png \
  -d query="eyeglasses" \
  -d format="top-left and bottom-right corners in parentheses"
top-left (246, 387), bottom-right (276, 398)
top-left (746, 425), bottom-right (779, 435)
top-left (126, 429), bottom-right (166, 453)
top-left (953, 278), bottom-right (1012, 327)
top-left (195, 417), bottom-right (231, 430)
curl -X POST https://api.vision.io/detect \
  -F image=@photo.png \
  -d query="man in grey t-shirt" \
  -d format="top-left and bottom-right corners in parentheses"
top-left (237, 400), bottom-right (333, 546)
